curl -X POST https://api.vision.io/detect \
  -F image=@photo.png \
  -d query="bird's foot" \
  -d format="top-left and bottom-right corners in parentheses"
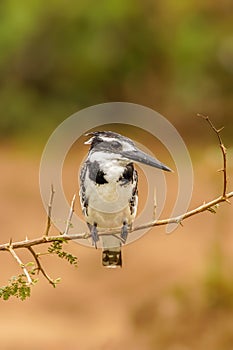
top-left (88, 223), bottom-right (99, 248)
top-left (121, 221), bottom-right (128, 244)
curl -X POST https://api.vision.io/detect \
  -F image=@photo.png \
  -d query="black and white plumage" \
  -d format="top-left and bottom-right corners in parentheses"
top-left (79, 131), bottom-right (171, 268)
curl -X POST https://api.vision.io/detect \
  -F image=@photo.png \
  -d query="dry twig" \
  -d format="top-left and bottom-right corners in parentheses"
top-left (27, 246), bottom-right (55, 286)
top-left (44, 184), bottom-right (55, 236)
top-left (63, 194), bottom-right (76, 235)
top-left (197, 114), bottom-right (228, 198)
top-left (153, 187), bottom-right (157, 221)
top-left (8, 246), bottom-right (33, 285)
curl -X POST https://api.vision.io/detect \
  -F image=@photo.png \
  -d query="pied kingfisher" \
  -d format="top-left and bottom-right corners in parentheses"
top-left (79, 131), bottom-right (171, 268)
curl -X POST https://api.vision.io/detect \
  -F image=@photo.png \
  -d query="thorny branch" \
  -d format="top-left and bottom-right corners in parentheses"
top-left (27, 246), bottom-right (56, 287)
top-left (0, 115), bottom-right (232, 295)
top-left (197, 114), bottom-right (228, 198)
top-left (64, 194), bottom-right (76, 236)
top-left (8, 246), bottom-right (33, 285)
top-left (44, 184), bottom-right (55, 236)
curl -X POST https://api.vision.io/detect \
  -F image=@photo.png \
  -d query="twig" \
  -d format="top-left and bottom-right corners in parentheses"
top-left (0, 234), bottom-right (86, 251)
top-left (63, 194), bottom-right (76, 235)
top-left (197, 114), bottom-right (228, 198)
top-left (44, 184), bottom-right (55, 236)
top-left (8, 247), bottom-right (33, 285)
top-left (27, 246), bottom-right (56, 286)
top-left (133, 193), bottom-right (233, 230)
top-left (153, 187), bottom-right (157, 221)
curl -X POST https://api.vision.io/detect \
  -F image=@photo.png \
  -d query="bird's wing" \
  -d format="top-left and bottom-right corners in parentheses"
top-left (79, 161), bottom-right (88, 216)
top-left (129, 168), bottom-right (138, 217)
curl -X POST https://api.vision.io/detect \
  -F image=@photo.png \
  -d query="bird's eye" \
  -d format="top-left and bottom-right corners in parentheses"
top-left (111, 141), bottom-right (121, 149)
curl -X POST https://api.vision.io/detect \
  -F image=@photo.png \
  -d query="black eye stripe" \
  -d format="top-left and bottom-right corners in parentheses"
top-left (110, 141), bottom-right (121, 149)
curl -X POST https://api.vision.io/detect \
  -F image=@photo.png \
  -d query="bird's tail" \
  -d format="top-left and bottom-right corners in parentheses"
top-left (102, 247), bottom-right (122, 268)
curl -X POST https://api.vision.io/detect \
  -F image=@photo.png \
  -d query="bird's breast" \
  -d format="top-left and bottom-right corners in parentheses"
top-left (86, 179), bottom-right (133, 210)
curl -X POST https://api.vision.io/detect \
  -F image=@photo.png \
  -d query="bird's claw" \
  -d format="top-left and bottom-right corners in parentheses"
top-left (88, 223), bottom-right (99, 248)
top-left (121, 222), bottom-right (128, 243)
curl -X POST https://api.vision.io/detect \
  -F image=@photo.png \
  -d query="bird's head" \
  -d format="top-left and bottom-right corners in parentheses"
top-left (85, 131), bottom-right (172, 172)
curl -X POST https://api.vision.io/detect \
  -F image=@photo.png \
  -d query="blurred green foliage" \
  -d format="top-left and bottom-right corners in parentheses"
top-left (0, 0), bottom-right (232, 141)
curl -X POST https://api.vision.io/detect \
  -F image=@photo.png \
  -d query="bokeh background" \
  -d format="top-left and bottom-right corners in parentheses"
top-left (0, 0), bottom-right (233, 349)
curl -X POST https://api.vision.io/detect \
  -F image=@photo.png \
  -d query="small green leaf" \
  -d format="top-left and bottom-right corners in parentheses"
top-left (47, 241), bottom-right (78, 266)
top-left (0, 267), bottom-right (39, 301)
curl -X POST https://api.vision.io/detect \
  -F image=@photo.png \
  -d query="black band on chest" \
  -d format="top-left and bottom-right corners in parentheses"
top-left (88, 161), bottom-right (108, 184)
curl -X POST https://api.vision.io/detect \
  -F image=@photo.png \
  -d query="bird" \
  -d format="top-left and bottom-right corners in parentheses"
top-left (79, 131), bottom-right (171, 268)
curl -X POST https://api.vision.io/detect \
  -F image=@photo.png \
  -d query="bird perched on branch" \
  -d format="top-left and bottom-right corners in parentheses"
top-left (79, 131), bottom-right (171, 268)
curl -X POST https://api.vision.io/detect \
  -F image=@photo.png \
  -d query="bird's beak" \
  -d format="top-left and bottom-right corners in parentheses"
top-left (121, 148), bottom-right (172, 172)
